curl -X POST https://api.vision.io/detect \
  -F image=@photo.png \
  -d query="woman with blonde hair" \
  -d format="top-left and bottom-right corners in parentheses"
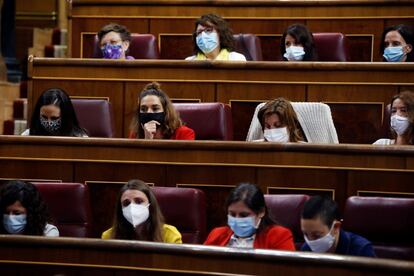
top-left (102, 179), bottom-right (182, 243)
top-left (129, 82), bottom-right (195, 140)
top-left (257, 98), bottom-right (305, 142)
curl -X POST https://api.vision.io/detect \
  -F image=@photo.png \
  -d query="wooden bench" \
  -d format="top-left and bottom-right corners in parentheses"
top-left (69, 0), bottom-right (414, 61)
top-left (0, 236), bottom-right (413, 275)
top-left (28, 57), bottom-right (414, 142)
top-left (1, 136), bottom-right (414, 237)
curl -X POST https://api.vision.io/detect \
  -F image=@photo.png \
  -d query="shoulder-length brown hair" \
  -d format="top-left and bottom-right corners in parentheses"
top-left (111, 179), bottom-right (164, 242)
top-left (390, 91), bottom-right (414, 144)
top-left (257, 98), bottom-right (304, 142)
top-left (129, 82), bottom-right (182, 138)
top-left (192, 13), bottom-right (235, 54)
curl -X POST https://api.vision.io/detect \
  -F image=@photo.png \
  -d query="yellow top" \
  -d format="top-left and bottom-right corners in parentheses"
top-left (195, 49), bottom-right (230, 60)
top-left (101, 224), bottom-right (182, 244)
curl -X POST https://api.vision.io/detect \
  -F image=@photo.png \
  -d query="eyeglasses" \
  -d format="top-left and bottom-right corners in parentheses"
top-left (195, 27), bottom-right (215, 36)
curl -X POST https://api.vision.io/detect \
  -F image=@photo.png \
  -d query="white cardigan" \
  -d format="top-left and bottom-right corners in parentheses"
top-left (246, 102), bottom-right (339, 143)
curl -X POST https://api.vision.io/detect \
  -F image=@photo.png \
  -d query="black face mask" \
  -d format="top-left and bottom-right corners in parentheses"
top-left (139, 112), bottom-right (165, 126)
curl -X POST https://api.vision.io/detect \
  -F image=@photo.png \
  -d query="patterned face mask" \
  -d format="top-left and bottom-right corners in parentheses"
top-left (101, 44), bottom-right (123, 59)
top-left (40, 117), bottom-right (62, 134)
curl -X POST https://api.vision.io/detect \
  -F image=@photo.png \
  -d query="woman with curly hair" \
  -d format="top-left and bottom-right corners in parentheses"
top-left (280, 24), bottom-right (317, 61)
top-left (185, 13), bottom-right (246, 61)
top-left (257, 98), bottom-right (305, 142)
top-left (0, 180), bottom-right (59, 236)
top-left (129, 82), bottom-right (195, 140)
top-left (102, 179), bottom-right (182, 243)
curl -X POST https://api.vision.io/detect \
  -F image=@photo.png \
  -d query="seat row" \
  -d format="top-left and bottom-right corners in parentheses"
top-left (68, 99), bottom-right (395, 143)
top-left (29, 182), bottom-right (414, 260)
top-left (88, 32), bottom-right (349, 62)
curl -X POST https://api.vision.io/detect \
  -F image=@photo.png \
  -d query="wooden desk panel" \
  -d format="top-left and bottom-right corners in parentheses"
top-left (1, 136), bottom-right (414, 237)
top-left (1, 236), bottom-right (413, 275)
top-left (28, 58), bottom-right (414, 142)
top-left (70, 0), bottom-right (414, 61)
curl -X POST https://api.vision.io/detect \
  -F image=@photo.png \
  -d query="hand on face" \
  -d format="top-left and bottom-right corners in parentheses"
top-left (142, 121), bottom-right (160, 139)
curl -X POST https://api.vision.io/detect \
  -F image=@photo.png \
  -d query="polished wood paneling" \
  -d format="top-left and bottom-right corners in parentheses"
top-left (328, 102), bottom-right (384, 144)
top-left (28, 58), bottom-right (414, 141)
top-left (1, 136), bottom-right (414, 237)
top-left (69, 0), bottom-right (414, 61)
top-left (2, 235), bottom-right (413, 275)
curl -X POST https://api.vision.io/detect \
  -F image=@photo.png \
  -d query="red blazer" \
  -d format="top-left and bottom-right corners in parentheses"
top-left (204, 225), bottom-right (295, 251)
top-left (128, 126), bottom-right (195, 140)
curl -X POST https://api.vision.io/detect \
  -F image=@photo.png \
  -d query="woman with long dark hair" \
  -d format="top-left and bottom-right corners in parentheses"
top-left (22, 88), bottom-right (87, 137)
top-left (0, 180), bottom-right (58, 236)
top-left (204, 183), bottom-right (295, 250)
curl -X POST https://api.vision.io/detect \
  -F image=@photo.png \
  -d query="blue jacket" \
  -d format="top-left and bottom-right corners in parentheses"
top-left (301, 229), bottom-right (376, 257)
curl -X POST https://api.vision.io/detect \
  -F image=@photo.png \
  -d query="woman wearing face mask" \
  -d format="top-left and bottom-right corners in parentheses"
top-left (381, 24), bottom-right (413, 62)
top-left (101, 179), bottom-right (182, 243)
top-left (281, 24), bottom-right (317, 61)
top-left (0, 180), bottom-right (59, 237)
top-left (97, 23), bottom-right (134, 60)
top-left (204, 183), bottom-right (295, 250)
top-left (185, 13), bottom-right (246, 61)
top-left (374, 91), bottom-right (414, 145)
top-left (21, 88), bottom-right (87, 137)
top-left (129, 82), bottom-right (195, 140)
top-left (257, 98), bottom-right (305, 142)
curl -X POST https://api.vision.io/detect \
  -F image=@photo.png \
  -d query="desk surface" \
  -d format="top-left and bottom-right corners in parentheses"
top-left (0, 235), bottom-right (413, 275)
top-left (1, 136), bottom-right (414, 236)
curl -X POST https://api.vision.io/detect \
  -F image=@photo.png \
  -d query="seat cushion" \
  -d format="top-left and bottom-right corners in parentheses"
top-left (264, 194), bottom-right (309, 242)
top-left (174, 103), bottom-right (233, 140)
top-left (313, 33), bottom-right (349, 61)
top-left (152, 187), bottom-right (206, 244)
top-left (31, 182), bottom-right (92, 238)
top-left (233, 34), bottom-right (263, 61)
top-left (72, 99), bottom-right (115, 137)
top-left (343, 196), bottom-right (414, 260)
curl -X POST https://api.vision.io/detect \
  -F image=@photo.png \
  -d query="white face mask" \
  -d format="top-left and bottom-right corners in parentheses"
top-left (304, 224), bottom-right (336, 253)
top-left (284, 46), bottom-right (305, 61)
top-left (264, 127), bottom-right (289, 142)
top-left (391, 114), bottom-right (410, 136)
top-left (122, 203), bottom-right (150, 227)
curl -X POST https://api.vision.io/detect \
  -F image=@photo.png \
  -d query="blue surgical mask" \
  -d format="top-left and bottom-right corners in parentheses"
top-left (3, 214), bottom-right (27, 234)
top-left (227, 215), bottom-right (259, 238)
top-left (284, 46), bottom-right (305, 61)
top-left (101, 44), bottom-right (123, 59)
top-left (196, 32), bottom-right (219, 54)
top-left (383, 46), bottom-right (405, 62)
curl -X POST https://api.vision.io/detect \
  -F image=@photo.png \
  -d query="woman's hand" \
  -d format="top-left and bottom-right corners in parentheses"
top-left (142, 121), bottom-right (160, 139)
